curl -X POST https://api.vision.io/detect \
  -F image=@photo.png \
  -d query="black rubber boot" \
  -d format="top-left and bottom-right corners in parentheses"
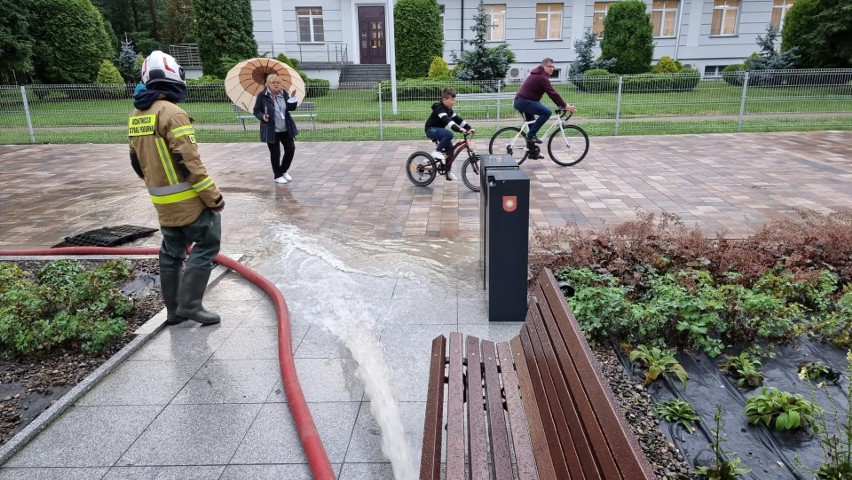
top-left (160, 268), bottom-right (185, 325)
top-left (175, 268), bottom-right (220, 325)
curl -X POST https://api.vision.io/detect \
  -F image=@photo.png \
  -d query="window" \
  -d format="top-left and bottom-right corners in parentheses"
top-left (439, 4), bottom-right (445, 28)
top-left (296, 7), bottom-right (324, 43)
top-left (704, 65), bottom-right (725, 77)
top-left (652, 0), bottom-right (679, 38)
top-left (535, 4), bottom-right (563, 40)
top-left (710, 0), bottom-right (739, 36)
top-left (593, 3), bottom-right (611, 38)
top-left (485, 4), bottom-right (506, 41)
top-left (770, 0), bottom-right (795, 31)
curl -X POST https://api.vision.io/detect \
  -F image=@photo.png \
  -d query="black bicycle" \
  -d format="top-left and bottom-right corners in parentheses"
top-left (489, 109), bottom-right (589, 166)
top-left (405, 132), bottom-right (482, 192)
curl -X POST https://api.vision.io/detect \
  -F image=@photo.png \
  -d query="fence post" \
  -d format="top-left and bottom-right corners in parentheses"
top-left (378, 82), bottom-right (384, 141)
top-left (737, 71), bottom-right (749, 132)
top-left (496, 81), bottom-right (501, 123)
top-left (21, 86), bottom-right (35, 144)
top-left (614, 76), bottom-right (623, 136)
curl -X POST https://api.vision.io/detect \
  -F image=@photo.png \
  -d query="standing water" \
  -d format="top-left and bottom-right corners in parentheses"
top-left (262, 226), bottom-right (465, 480)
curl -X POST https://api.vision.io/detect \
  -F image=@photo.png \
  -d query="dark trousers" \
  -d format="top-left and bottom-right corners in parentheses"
top-left (267, 132), bottom-right (295, 178)
top-left (513, 98), bottom-right (551, 138)
top-left (159, 208), bottom-right (222, 271)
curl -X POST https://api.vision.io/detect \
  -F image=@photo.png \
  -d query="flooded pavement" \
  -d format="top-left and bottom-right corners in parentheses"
top-left (0, 132), bottom-right (851, 479)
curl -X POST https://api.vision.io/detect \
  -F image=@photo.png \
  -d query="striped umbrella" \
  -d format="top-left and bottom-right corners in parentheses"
top-left (225, 58), bottom-right (306, 113)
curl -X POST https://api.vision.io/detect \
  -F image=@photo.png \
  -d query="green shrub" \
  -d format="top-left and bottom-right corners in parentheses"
top-left (653, 56), bottom-right (681, 74)
top-left (623, 73), bottom-right (672, 93)
top-left (193, 0), bottom-right (258, 78)
top-left (306, 78), bottom-right (330, 98)
top-left (722, 64), bottom-right (746, 86)
top-left (0, 260), bottom-right (133, 356)
top-left (394, 0), bottom-right (443, 79)
top-left (600, 0), bottom-right (654, 74)
top-left (672, 68), bottom-right (700, 91)
top-left (428, 56), bottom-right (451, 78)
top-left (375, 79), bottom-right (483, 100)
top-left (580, 69), bottom-right (618, 92)
top-left (95, 60), bottom-right (126, 99)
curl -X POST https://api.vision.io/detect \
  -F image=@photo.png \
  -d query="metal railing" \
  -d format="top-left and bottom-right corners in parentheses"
top-left (256, 42), bottom-right (349, 64)
top-left (0, 69), bottom-right (849, 144)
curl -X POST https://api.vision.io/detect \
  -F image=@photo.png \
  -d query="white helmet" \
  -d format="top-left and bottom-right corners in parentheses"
top-left (141, 51), bottom-right (186, 86)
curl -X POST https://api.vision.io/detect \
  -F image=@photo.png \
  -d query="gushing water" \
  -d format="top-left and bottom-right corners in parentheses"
top-left (268, 226), bottom-right (444, 480)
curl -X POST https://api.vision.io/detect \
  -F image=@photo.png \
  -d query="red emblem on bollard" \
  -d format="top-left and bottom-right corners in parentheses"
top-left (503, 195), bottom-right (517, 212)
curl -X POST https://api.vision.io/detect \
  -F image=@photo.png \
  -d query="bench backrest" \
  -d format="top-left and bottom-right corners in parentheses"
top-left (296, 101), bottom-right (315, 111)
top-left (519, 268), bottom-right (654, 479)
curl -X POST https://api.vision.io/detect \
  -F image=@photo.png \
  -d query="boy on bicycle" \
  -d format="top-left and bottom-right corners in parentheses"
top-left (514, 58), bottom-right (576, 158)
top-left (424, 88), bottom-right (475, 181)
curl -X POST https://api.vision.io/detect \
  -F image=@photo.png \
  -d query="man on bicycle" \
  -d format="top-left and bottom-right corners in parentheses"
top-left (424, 88), bottom-right (475, 181)
top-left (514, 58), bottom-right (576, 158)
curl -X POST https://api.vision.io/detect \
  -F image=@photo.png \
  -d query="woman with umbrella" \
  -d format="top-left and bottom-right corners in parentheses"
top-left (254, 74), bottom-right (299, 184)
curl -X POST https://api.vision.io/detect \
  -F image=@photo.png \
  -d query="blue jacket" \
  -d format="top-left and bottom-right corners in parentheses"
top-left (253, 88), bottom-right (299, 142)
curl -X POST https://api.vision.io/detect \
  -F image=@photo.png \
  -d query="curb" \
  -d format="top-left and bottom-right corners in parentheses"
top-left (0, 257), bottom-right (237, 465)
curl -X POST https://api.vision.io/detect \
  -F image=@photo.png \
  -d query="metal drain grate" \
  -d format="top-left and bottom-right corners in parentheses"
top-left (53, 225), bottom-right (159, 248)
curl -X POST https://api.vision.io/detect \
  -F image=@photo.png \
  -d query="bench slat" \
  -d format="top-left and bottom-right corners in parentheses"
top-left (482, 339), bottom-right (513, 480)
top-left (511, 335), bottom-right (556, 480)
top-left (466, 335), bottom-right (490, 479)
top-left (519, 325), bottom-right (577, 479)
top-left (447, 332), bottom-right (465, 476)
top-left (537, 269), bottom-right (655, 479)
top-left (497, 341), bottom-right (538, 480)
top-left (530, 287), bottom-right (608, 479)
top-left (419, 335), bottom-right (447, 480)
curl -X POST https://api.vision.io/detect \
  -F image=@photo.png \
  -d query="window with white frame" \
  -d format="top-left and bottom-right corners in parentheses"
top-left (439, 4), bottom-right (445, 28)
top-left (296, 7), bottom-right (324, 43)
top-left (593, 2), bottom-right (611, 38)
top-left (535, 3), bottom-right (563, 40)
top-left (485, 4), bottom-right (506, 41)
top-left (770, 0), bottom-right (795, 32)
top-left (704, 65), bottom-right (725, 77)
top-left (710, 0), bottom-right (739, 36)
top-left (652, 0), bottom-right (679, 38)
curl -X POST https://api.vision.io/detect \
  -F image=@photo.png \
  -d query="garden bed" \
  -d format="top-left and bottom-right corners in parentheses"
top-left (0, 258), bottom-right (164, 448)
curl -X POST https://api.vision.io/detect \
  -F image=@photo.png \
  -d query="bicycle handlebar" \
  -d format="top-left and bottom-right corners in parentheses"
top-left (555, 108), bottom-right (575, 121)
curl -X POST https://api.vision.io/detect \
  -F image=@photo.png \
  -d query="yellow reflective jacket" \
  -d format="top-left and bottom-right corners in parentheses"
top-left (128, 100), bottom-right (223, 227)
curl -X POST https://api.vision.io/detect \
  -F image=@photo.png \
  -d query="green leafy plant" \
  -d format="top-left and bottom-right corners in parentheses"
top-left (654, 399), bottom-right (700, 432)
top-left (721, 351), bottom-right (765, 389)
top-left (744, 386), bottom-right (822, 431)
top-left (0, 259), bottom-right (133, 356)
top-left (695, 403), bottom-right (751, 479)
top-left (629, 344), bottom-right (688, 388)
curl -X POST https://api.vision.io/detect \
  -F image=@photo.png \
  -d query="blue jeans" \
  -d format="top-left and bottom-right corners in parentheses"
top-left (159, 208), bottom-right (222, 271)
top-left (513, 98), bottom-right (551, 138)
top-left (425, 127), bottom-right (454, 154)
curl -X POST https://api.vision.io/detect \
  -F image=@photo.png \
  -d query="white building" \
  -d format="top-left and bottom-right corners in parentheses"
top-left (251, 0), bottom-right (796, 85)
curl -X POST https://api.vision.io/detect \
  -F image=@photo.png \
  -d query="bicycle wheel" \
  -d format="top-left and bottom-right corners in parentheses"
top-left (406, 152), bottom-right (437, 187)
top-left (461, 156), bottom-right (480, 192)
top-left (547, 125), bottom-right (589, 166)
top-left (489, 127), bottom-right (530, 165)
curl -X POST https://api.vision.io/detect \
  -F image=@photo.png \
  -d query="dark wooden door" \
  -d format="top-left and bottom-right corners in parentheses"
top-left (358, 6), bottom-right (386, 64)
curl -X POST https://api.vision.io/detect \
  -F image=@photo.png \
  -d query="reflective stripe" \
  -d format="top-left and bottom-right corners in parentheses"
top-left (148, 182), bottom-right (192, 196)
top-left (172, 125), bottom-right (195, 138)
top-left (150, 189), bottom-right (199, 204)
top-left (192, 176), bottom-right (214, 192)
top-left (155, 137), bottom-right (179, 185)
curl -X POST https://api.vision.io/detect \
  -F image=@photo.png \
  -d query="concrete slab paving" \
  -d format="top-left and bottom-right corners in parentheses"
top-left (1, 132), bottom-right (851, 479)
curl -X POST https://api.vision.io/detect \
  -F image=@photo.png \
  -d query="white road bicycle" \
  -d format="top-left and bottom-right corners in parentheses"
top-left (488, 109), bottom-right (589, 166)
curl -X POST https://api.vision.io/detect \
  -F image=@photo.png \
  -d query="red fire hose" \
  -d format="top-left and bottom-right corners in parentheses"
top-left (0, 246), bottom-right (335, 480)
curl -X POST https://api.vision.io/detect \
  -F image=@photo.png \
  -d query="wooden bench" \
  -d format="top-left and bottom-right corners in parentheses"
top-left (454, 92), bottom-right (516, 120)
top-left (420, 268), bottom-right (655, 480)
top-left (234, 101), bottom-right (316, 131)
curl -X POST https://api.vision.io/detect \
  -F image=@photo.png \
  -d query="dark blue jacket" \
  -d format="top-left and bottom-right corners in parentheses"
top-left (253, 88), bottom-right (299, 142)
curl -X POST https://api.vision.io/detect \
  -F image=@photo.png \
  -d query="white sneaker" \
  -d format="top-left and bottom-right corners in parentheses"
top-left (431, 151), bottom-right (446, 160)
top-left (446, 172), bottom-right (456, 181)
top-left (284, 173), bottom-right (292, 181)
top-left (274, 176), bottom-right (288, 184)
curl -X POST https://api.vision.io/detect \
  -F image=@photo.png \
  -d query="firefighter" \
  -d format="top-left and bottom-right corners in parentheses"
top-left (129, 51), bottom-right (225, 326)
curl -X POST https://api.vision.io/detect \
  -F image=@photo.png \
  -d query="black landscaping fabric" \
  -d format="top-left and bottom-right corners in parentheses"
top-left (615, 338), bottom-right (850, 480)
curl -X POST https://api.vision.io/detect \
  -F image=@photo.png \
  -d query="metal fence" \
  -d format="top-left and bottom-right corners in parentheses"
top-left (0, 69), bottom-right (849, 145)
